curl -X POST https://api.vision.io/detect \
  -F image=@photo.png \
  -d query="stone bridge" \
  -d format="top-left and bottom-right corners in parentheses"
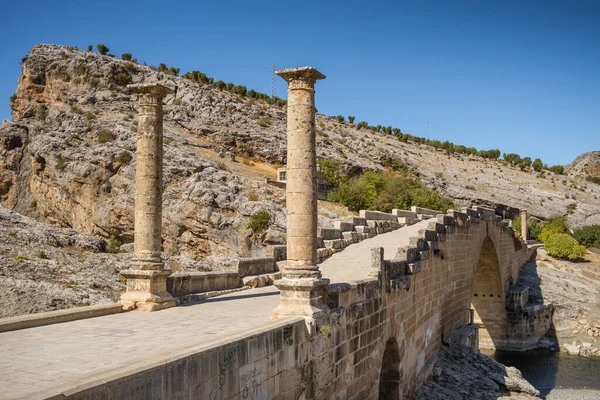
top-left (0, 67), bottom-right (551, 399)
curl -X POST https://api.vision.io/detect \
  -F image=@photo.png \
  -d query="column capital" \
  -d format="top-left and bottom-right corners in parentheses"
top-left (276, 66), bottom-right (326, 89)
top-left (128, 83), bottom-right (174, 100)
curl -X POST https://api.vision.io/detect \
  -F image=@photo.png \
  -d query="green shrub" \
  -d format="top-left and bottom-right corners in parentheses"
top-left (115, 150), bottom-right (132, 164)
top-left (545, 233), bottom-right (586, 260)
top-left (327, 170), bottom-right (453, 213)
top-left (539, 216), bottom-right (569, 243)
top-left (55, 157), bottom-right (66, 171)
top-left (121, 53), bottom-right (132, 61)
top-left (36, 104), bottom-right (48, 120)
top-left (317, 159), bottom-right (344, 187)
top-left (247, 210), bottom-right (271, 236)
top-left (113, 72), bottom-right (132, 86)
top-left (512, 215), bottom-right (542, 240)
top-left (532, 158), bottom-right (543, 172)
top-left (573, 225), bottom-right (600, 248)
top-left (106, 235), bottom-right (121, 253)
top-left (548, 165), bottom-right (564, 175)
top-left (97, 129), bottom-right (116, 143)
top-left (348, 116), bottom-right (355, 124)
top-left (586, 175), bottom-right (600, 184)
top-left (256, 118), bottom-right (271, 127)
top-left (96, 44), bottom-right (109, 55)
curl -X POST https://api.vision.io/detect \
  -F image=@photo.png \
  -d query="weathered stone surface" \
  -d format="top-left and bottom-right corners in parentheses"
top-left (415, 336), bottom-right (540, 400)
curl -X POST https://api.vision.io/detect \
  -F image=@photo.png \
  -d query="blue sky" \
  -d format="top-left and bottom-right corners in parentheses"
top-left (1, 0), bottom-right (598, 165)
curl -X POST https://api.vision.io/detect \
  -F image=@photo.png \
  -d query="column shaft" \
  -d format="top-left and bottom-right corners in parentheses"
top-left (286, 84), bottom-right (318, 270)
top-left (133, 92), bottom-right (163, 268)
top-left (521, 210), bottom-right (528, 242)
top-left (120, 83), bottom-right (175, 312)
top-left (272, 67), bottom-right (329, 320)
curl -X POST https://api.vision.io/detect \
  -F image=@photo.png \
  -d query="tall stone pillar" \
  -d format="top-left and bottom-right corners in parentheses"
top-left (120, 83), bottom-right (176, 312)
top-left (521, 209), bottom-right (528, 242)
top-left (272, 67), bottom-right (329, 319)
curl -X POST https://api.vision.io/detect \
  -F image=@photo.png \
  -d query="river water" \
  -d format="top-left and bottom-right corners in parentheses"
top-left (482, 349), bottom-right (600, 398)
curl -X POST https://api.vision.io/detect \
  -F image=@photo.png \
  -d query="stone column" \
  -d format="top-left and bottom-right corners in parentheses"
top-left (272, 67), bottom-right (329, 319)
top-left (521, 209), bottom-right (528, 242)
top-left (120, 83), bottom-right (176, 312)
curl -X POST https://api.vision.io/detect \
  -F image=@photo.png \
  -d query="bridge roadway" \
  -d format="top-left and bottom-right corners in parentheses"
top-left (0, 219), bottom-right (432, 399)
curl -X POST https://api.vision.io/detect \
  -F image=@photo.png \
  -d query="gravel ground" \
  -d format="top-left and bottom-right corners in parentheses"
top-left (544, 388), bottom-right (600, 399)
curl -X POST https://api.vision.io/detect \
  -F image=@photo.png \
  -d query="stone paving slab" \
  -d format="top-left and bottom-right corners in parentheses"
top-left (0, 219), bottom-right (433, 399)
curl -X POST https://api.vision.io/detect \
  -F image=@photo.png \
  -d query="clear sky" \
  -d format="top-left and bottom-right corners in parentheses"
top-left (0, 0), bottom-right (598, 165)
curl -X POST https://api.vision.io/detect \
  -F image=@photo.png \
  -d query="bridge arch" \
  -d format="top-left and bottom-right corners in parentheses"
top-left (378, 337), bottom-right (402, 400)
top-left (471, 236), bottom-right (508, 348)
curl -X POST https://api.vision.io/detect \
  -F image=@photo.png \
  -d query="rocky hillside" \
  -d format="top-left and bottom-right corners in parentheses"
top-left (566, 151), bottom-right (600, 181)
top-left (1, 44), bottom-right (599, 266)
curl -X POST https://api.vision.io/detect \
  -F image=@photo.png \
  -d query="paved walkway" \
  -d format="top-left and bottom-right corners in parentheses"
top-left (0, 219), bottom-right (432, 399)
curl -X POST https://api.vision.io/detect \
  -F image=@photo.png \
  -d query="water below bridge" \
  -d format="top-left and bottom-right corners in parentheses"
top-left (483, 349), bottom-right (600, 399)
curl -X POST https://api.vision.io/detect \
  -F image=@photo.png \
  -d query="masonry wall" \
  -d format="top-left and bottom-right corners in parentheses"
top-left (55, 208), bottom-right (537, 400)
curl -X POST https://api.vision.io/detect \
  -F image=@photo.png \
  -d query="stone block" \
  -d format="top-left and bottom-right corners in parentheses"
top-left (334, 221), bottom-right (355, 232)
top-left (351, 217), bottom-right (367, 227)
top-left (318, 228), bottom-right (343, 240)
top-left (397, 246), bottom-right (419, 263)
top-left (263, 245), bottom-right (287, 261)
top-left (236, 257), bottom-right (277, 277)
top-left (359, 210), bottom-right (398, 222)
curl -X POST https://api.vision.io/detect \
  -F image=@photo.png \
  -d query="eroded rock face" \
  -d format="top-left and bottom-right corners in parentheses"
top-left (0, 204), bottom-right (214, 317)
top-left (1, 44), bottom-right (599, 267)
top-left (566, 151), bottom-right (600, 180)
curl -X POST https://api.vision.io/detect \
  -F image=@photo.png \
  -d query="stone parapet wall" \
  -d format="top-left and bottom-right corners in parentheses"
top-left (236, 257), bottom-right (278, 277)
top-left (167, 271), bottom-right (241, 296)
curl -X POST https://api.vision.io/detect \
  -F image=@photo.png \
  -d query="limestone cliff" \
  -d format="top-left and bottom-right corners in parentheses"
top-left (565, 151), bottom-right (600, 181)
top-left (1, 44), bottom-right (599, 266)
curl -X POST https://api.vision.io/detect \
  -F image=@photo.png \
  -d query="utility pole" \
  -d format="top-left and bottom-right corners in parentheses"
top-left (270, 61), bottom-right (276, 101)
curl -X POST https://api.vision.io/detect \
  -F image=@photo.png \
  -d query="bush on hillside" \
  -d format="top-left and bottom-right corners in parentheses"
top-left (573, 225), bottom-right (600, 248)
top-left (545, 233), bottom-right (586, 260)
top-left (539, 216), bottom-right (570, 243)
top-left (96, 44), bottom-right (109, 55)
top-left (532, 158), bottom-right (543, 172)
top-left (327, 170), bottom-right (454, 213)
top-left (318, 159), bottom-right (344, 187)
top-left (247, 210), bottom-right (271, 237)
top-left (548, 165), bottom-right (565, 175)
top-left (512, 216), bottom-right (542, 240)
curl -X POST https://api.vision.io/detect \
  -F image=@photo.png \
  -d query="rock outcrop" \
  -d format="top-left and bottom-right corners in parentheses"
top-left (415, 336), bottom-right (540, 399)
top-left (566, 151), bottom-right (600, 180)
top-left (0, 204), bottom-right (214, 317)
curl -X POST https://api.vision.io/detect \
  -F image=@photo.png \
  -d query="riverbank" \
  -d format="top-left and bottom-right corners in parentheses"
top-left (484, 349), bottom-right (600, 400)
top-left (519, 248), bottom-right (600, 357)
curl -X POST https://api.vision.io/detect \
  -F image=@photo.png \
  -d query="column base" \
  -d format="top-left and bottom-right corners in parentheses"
top-left (119, 269), bottom-right (175, 312)
top-left (272, 276), bottom-right (330, 319)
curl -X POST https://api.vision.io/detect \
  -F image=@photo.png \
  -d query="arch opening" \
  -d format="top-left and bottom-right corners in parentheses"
top-left (471, 236), bottom-right (507, 349)
top-left (379, 338), bottom-right (401, 400)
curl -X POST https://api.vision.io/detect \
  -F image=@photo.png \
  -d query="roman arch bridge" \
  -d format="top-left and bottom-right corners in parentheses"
top-left (0, 206), bottom-right (550, 399)
top-left (0, 68), bottom-right (551, 399)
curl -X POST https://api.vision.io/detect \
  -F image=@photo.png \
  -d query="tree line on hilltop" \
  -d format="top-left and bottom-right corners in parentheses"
top-left (84, 43), bottom-right (565, 173)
